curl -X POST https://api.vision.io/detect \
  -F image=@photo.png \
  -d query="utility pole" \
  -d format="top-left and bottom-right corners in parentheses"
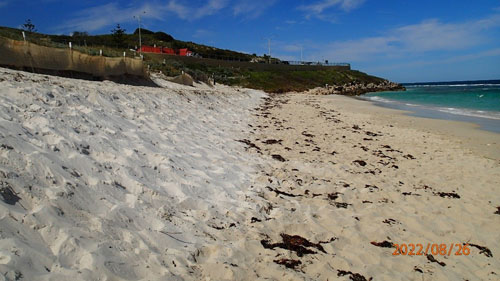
top-left (262, 35), bottom-right (275, 64)
top-left (263, 36), bottom-right (274, 64)
top-left (268, 38), bottom-right (271, 64)
top-left (134, 11), bottom-right (146, 59)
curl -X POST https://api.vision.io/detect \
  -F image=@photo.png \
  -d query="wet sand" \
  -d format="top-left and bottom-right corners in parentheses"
top-left (352, 96), bottom-right (500, 161)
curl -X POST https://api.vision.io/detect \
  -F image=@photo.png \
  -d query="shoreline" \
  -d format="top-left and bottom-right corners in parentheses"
top-left (347, 94), bottom-right (500, 161)
top-left (358, 92), bottom-right (500, 134)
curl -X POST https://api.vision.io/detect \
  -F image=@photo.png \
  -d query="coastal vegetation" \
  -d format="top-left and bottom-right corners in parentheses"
top-left (0, 25), bottom-right (399, 93)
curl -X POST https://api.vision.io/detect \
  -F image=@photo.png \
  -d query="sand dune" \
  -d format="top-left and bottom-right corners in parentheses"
top-left (0, 68), bottom-right (268, 281)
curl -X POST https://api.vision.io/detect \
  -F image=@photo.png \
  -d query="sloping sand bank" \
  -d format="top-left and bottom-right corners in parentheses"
top-left (0, 68), bottom-right (269, 281)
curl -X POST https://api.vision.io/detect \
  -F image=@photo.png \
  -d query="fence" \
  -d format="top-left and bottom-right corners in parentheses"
top-left (0, 36), bottom-right (152, 85)
top-left (147, 52), bottom-right (351, 69)
top-left (145, 53), bottom-right (351, 72)
top-left (286, 61), bottom-right (351, 67)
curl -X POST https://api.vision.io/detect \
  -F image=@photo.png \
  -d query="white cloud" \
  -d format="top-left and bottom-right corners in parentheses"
top-left (298, 0), bottom-right (365, 20)
top-left (163, 0), bottom-right (230, 20)
top-left (233, 0), bottom-right (278, 19)
top-left (167, 0), bottom-right (277, 20)
top-left (395, 19), bottom-right (480, 52)
top-left (193, 0), bottom-right (229, 19)
top-left (58, 0), bottom-right (275, 33)
top-left (192, 29), bottom-right (215, 39)
top-left (165, 1), bottom-right (189, 19)
top-left (282, 44), bottom-right (302, 52)
top-left (58, 2), bottom-right (164, 32)
top-left (300, 13), bottom-right (500, 62)
top-left (366, 48), bottom-right (500, 74)
top-left (57, 0), bottom-right (228, 32)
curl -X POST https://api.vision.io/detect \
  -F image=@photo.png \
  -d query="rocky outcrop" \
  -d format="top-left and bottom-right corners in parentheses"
top-left (300, 80), bottom-right (405, 96)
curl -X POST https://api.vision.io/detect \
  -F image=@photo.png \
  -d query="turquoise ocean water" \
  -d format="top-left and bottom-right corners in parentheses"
top-left (362, 80), bottom-right (500, 133)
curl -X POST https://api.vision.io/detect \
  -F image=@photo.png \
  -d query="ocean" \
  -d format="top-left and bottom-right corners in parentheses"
top-left (361, 80), bottom-right (500, 133)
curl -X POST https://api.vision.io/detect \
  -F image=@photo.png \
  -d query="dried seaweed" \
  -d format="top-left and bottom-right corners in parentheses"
top-left (0, 182), bottom-right (21, 205)
top-left (370, 241), bottom-right (394, 248)
top-left (469, 243), bottom-right (493, 258)
top-left (79, 144), bottom-right (90, 155)
top-left (402, 192), bottom-right (420, 196)
top-left (434, 192), bottom-right (460, 199)
top-left (353, 160), bottom-right (367, 167)
top-left (271, 154), bottom-right (286, 162)
top-left (251, 217), bottom-right (262, 223)
top-left (382, 219), bottom-right (398, 225)
top-left (262, 139), bottom-right (282, 145)
top-left (236, 139), bottom-right (261, 151)
top-left (403, 154), bottom-right (416, 160)
top-left (333, 202), bottom-right (350, 209)
top-left (1, 144), bottom-right (14, 150)
top-left (261, 234), bottom-right (326, 257)
top-left (337, 270), bottom-right (372, 281)
top-left (302, 131), bottom-right (315, 138)
top-left (427, 254), bottom-right (446, 267)
top-left (327, 193), bottom-right (340, 200)
top-left (113, 181), bottom-right (126, 190)
top-left (274, 258), bottom-right (302, 270)
top-left (266, 186), bottom-right (301, 198)
top-left (373, 150), bottom-right (393, 160)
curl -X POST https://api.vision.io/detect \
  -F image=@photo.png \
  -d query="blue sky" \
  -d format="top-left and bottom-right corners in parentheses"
top-left (1, 0), bottom-right (499, 82)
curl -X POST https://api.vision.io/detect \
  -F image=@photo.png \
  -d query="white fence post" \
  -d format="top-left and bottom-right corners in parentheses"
top-left (100, 49), bottom-right (102, 56)
top-left (69, 42), bottom-right (72, 49)
top-left (22, 31), bottom-right (26, 41)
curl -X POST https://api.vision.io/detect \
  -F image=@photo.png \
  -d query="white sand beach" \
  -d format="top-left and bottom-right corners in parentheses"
top-left (1, 68), bottom-right (499, 281)
top-left (0, 68), bottom-right (269, 281)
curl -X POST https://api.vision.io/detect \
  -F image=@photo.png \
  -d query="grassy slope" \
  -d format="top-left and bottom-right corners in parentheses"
top-left (241, 69), bottom-right (384, 93)
top-left (147, 55), bottom-right (384, 93)
top-left (0, 26), bottom-right (251, 60)
top-left (0, 26), bottom-right (386, 93)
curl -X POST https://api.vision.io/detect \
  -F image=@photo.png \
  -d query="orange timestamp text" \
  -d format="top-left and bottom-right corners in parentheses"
top-left (393, 243), bottom-right (471, 256)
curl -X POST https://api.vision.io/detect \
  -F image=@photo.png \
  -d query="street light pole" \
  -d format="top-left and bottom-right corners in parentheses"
top-left (134, 11), bottom-right (146, 59)
top-left (268, 38), bottom-right (271, 64)
top-left (262, 35), bottom-right (275, 64)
